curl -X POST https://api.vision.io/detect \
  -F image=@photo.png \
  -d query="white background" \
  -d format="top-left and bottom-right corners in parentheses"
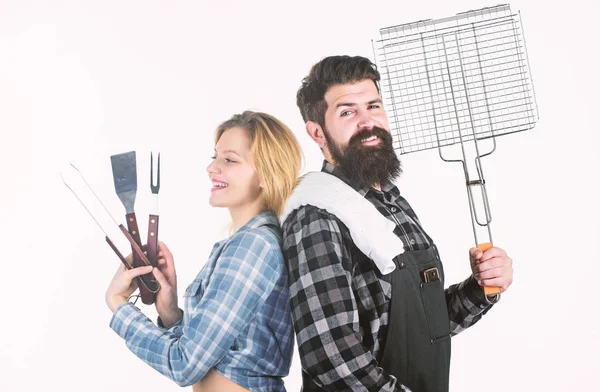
top-left (1, 0), bottom-right (598, 391)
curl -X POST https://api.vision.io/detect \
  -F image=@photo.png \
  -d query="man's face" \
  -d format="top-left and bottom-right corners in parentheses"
top-left (322, 79), bottom-right (390, 153)
top-left (321, 79), bottom-right (401, 187)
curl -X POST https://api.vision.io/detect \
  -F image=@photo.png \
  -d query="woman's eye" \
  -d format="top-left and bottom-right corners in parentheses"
top-left (210, 155), bottom-right (216, 160)
top-left (225, 158), bottom-right (236, 163)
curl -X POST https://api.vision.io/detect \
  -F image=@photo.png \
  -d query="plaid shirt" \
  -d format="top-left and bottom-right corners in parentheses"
top-left (110, 211), bottom-right (294, 391)
top-left (281, 161), bottom-right (494, 391)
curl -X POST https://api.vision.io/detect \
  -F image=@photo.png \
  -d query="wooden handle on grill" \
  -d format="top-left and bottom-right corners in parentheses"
top-left (477, 242), bottom-right (501, 296)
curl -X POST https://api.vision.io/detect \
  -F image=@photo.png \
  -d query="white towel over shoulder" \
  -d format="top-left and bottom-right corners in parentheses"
top-left (280, 171), bottom-right (404, 275)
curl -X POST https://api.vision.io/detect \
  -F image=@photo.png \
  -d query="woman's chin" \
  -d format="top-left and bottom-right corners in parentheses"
top-left (208, 198), bottom-right (222, 208)
top-left (208, 196), bottom-right (231, 208)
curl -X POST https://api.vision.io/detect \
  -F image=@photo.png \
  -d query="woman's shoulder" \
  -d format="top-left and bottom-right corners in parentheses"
top-left (216, 214), bottom-right (284, 276)
top-left (226, 212), bottom-right (283, 254)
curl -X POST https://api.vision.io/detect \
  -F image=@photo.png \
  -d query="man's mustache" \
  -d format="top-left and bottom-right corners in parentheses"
top-left (348, 127), bottom-right (390, 147)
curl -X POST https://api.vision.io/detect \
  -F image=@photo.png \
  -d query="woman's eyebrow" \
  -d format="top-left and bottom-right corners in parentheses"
top-left (214, 149), bottom-right (241, 156)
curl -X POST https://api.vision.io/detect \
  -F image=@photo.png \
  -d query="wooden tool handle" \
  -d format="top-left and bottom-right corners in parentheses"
top-left (126, 213), bottom-right (156, 304)
top-left (107, 235), bottom-right (156, 293)
top-left (147, 214), bottom-right (159, 267)
top-left (107, 234), bottom-right (159, 296)
top-left (106, 236), bottom-right (133, 270)
top-left (125, 213), bottom-right (143, 250)
top-left (477, 242), bottom-right (501, 296)
top-left (118, 225), bottom-right (160, 293)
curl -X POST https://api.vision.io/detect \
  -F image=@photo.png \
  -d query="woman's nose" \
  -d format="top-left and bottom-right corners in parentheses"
top-left (206, 159), bottom-right (220, 175)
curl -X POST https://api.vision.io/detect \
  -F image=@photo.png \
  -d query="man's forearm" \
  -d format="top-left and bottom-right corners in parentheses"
top-left (446, 275), bottom-right (494, 335)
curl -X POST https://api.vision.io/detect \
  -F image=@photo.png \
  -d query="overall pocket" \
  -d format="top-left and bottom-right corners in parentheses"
top-left (420, 279), bottom-right (451, 343)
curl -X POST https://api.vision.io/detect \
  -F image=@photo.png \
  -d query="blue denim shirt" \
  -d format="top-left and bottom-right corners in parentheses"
top-left (110, 211), bottom-right (294, 391)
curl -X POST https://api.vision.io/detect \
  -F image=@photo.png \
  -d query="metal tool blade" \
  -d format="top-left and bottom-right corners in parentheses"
top-left (147, 152), bottom-right (161, 269)
top-left (110, 151), bottom-right (137, 214)
top-left (150, 152), bottom-right (160, 194)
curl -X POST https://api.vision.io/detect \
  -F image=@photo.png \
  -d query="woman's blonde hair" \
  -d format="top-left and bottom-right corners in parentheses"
top-left (215, 111), bottom-right (302, 216)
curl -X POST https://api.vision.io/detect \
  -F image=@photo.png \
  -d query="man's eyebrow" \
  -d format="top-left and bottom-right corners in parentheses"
top-left (335, 98), bottom-right (382, 110)
top-left (334, 102), bottom-right (357, 109)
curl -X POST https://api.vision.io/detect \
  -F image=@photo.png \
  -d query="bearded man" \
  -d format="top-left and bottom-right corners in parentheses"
top-left (280, 55), bottom-right (514, 392)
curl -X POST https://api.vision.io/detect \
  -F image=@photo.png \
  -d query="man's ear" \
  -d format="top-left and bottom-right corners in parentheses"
top-left (306, 121), bottom-right (326, 149)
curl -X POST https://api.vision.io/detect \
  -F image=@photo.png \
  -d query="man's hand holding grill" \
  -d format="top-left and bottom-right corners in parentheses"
top-left (469, 246), bottom-right (514, 294)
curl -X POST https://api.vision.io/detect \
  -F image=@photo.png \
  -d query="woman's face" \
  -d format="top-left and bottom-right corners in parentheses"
top-left (206, 127), bottom-right (263, 210)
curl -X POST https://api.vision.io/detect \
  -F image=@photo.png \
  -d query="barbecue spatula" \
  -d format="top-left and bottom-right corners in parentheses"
top-left (110, 151), bottom-right (157, 304)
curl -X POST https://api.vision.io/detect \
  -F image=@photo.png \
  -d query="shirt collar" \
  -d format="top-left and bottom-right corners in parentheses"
top-left (238, 210), bottom-right (280, 232)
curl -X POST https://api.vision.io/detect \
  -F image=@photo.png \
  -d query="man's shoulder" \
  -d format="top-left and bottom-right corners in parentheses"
top-left (281, 204), bottom-right (349, 236)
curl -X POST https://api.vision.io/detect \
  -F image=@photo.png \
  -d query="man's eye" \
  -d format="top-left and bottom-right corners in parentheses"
top-left (340, 110), bottom-right (352, 117)
top-left (368, 104), bottom-right (380, 109)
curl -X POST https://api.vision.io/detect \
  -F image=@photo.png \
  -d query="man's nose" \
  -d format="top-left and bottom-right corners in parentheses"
top-left (357, 111), bottom-right (376, 130)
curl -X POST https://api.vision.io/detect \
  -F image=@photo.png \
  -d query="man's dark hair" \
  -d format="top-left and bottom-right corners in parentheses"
top-left (296, 55), bottom-right (381, 129)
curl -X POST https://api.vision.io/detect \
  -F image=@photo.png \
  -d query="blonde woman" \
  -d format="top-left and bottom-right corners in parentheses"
top-left (105, 111), bottom-right (302, 391)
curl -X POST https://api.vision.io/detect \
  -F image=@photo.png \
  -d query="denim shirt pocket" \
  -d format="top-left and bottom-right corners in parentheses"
top-left (183, 278), bottom-right (204, 299)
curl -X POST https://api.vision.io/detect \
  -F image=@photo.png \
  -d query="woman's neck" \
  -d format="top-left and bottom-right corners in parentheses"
top-left (228, 201), bottom-right (266, 232)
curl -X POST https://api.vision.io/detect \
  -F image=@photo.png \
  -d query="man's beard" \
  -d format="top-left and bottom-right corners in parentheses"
top-left (325, 126), bottom-right (402, 187)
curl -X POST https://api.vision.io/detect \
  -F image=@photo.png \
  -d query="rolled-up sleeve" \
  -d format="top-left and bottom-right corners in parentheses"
top-left (446, 275), bottom-right (495, 336)
top-left (110, 230), bottom-right (281, 387)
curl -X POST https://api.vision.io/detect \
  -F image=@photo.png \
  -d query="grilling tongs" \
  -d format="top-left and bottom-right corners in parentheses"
top-left (61, 163), bottom-right (160, 295)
